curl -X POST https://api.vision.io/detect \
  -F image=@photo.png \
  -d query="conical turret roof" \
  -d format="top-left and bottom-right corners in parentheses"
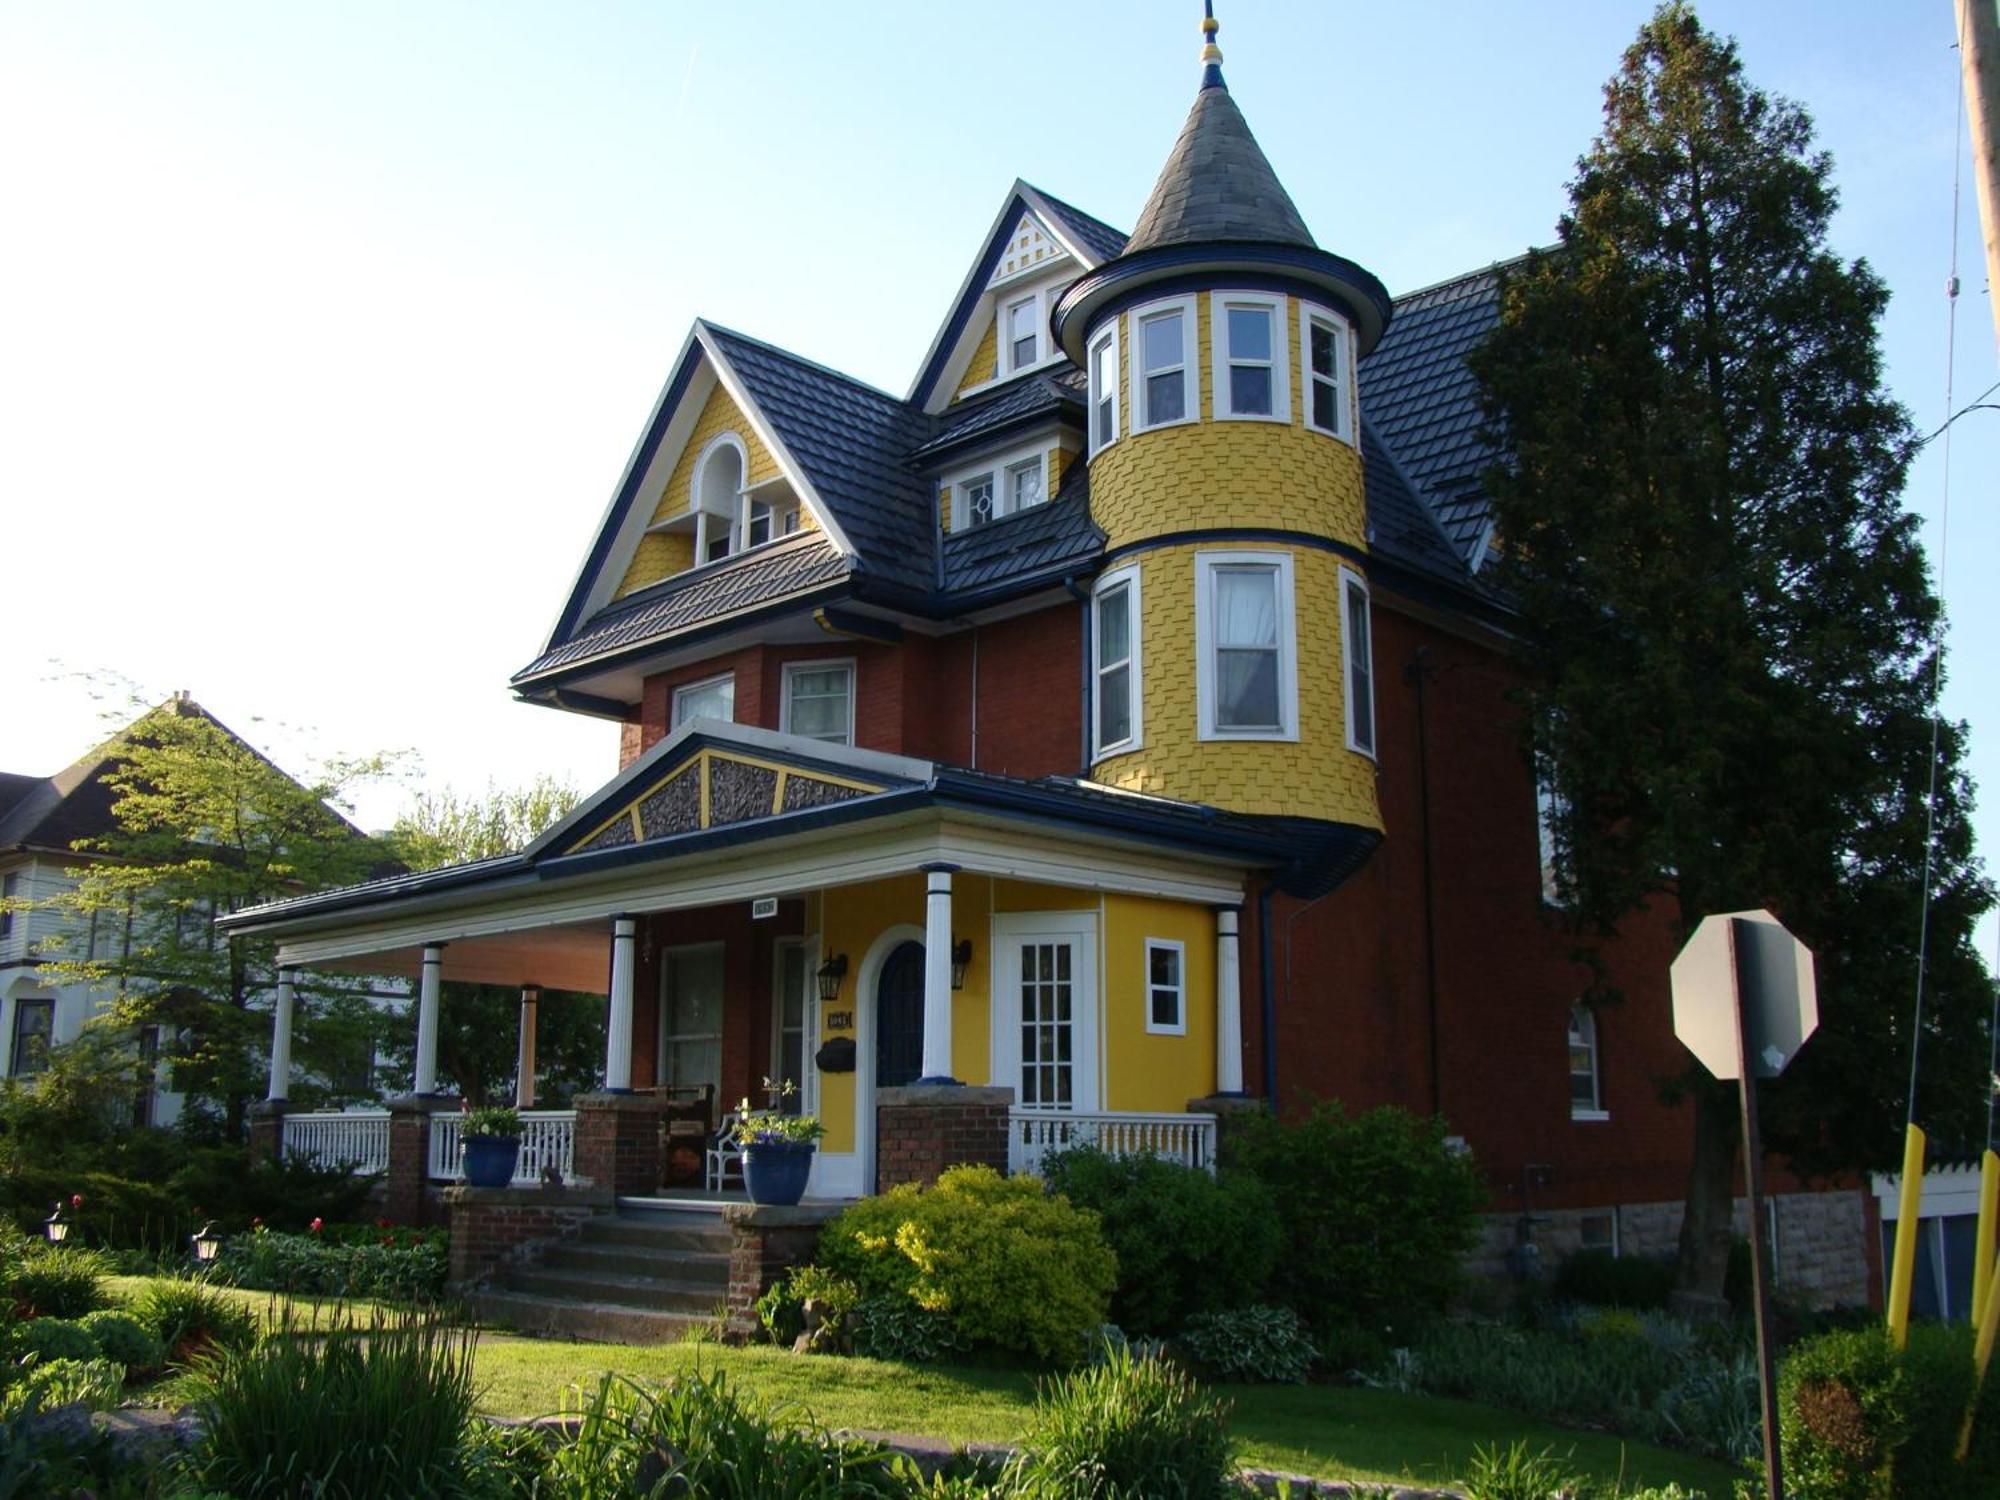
top-left (1125, 82), bottom-right (1316, 254)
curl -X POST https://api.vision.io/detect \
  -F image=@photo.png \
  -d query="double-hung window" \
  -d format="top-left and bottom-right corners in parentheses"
top-left (1087, 326), bottom-right (1119, 452)
top-left (1569, 1003), bottom-right (1605, 1119)
top-left (1091, 566), bottom-right (1141, 758)
top-left (1341, 568), bottom-right (1376, 756)
top-left (671, 673), bottom-right (735, 730)
top-left (950, 447), bottom-right (1048, 530)
top-left (1196, 552), bottom-right (1298, 739)
top-left (781, 661), bottom-right (854, 746)
top-left (1213, 293), bottom-right (1288, 420)
top-left (1006, 456), bottom-right (1044, 512)
top-left (1133, 298), bottom-right (1195, 430)
top-left (1005, 293), bottom-right (1040, 372)
top-left (1144, 939), bottom-right (1185, 1034)
top-left (10, 997), bottom-right (53, 1078)
top-left (1301, 305), bottom-right (1354, 441)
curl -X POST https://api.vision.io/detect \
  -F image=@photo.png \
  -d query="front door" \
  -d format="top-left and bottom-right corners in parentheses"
top-left (875, 940), bottom-right (925, 1088)
top-left (991, 913), bottom-right (1099, 1111)
top-left (659, 943), bottom-right (724, 1109)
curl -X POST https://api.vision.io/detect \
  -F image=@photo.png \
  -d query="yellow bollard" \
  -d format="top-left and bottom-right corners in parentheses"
top-left (1886, 1122), bottom-right (1926, 1350)
top-left (1974, 1150), bottom-right (1999, 1333)
top-left (1958, 1248), bottom-right (2000, 1459)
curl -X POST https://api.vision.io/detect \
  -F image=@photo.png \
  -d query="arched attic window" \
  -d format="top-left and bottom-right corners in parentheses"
top-left (692, 434), bottom-right (747, 565)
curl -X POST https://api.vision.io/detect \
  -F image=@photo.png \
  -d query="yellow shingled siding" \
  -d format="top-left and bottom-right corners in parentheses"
top-left (1087, 293), bottom-right (1366, 550)
top-left (613, 381), bottom-right (784, 599)
top-left (953, 317), bottom-right (999, 399)
top-left (1090, 543), bottom-right (1379, 829)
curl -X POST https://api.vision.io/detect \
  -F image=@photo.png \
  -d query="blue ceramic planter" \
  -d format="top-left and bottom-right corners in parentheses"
top-left (462, 1134), bottom-right (521, 1189)
top-left (745, 1141), bottom-right (815, 1206)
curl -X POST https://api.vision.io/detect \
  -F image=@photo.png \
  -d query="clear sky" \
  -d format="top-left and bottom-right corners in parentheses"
top-left (1, 1), bottom-right (1993, 960)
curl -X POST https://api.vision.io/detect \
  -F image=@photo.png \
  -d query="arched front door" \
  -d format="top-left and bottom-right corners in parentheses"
top-left (875, 941), bottom-right (926, 1088)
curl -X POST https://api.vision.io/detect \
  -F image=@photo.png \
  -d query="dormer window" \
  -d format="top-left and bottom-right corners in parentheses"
top-left (1213, 293), bottom-right (1288, 421)
top-left (1132, 297), bottom-right (1195, 430)
top-left (1005, 294), bottom-right (1040, 372)
top-left (960, 472), bottom-right (995, 527)
top-left (946, 442), bottom-right (1052, 530)
top-left (693, 436), bottom-right (745, 563)
top-left (1006, 457), bottom-right (1043, 511)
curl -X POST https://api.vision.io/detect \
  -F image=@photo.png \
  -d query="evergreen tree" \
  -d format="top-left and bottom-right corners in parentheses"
top-left (1471, 4), bottom-right (1994, 1304)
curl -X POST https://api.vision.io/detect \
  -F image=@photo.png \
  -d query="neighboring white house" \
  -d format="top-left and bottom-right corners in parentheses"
top-left (0, 696), bottom-right (405, 1124)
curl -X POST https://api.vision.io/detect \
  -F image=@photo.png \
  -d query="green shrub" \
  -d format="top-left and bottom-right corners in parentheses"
top-left (1461, 1439), bottom-right (1585, 1500)
top-left (2, 1247), bottom-right (111, 1319)
top-left (215, 1226), bottom-right (448, 1301)
top-left (130, 1279), bottom-right (259, 1365)
top-left (850, 1295), bottom-right (964, 1364)
top-left (8, 1317), bottom-right (102, 1366)
top-left (819, 1166), bottom-right (1116, 1361)
top-left (1038, 1146), bottom-right (1281, 1336)
top-left (757, 1265), bottom-right (862, 1348)
top-left (1228, 1099), bottom-right (1485, 1335)
top-left (539, 1370), bottom-right (917, 1499)
top-left (1176, 1304), bottom-right (1315, 1384)
top-left (1552, 1249), bottom-right (1676, 1310)
top-left (0, 1356), bottom-right (124, 1422)
top-left (76, 1310), bottom-right (164, 1376)
top-left (184, 1308), bottom-right (482, 1497)
top-left (1008, 1347), bottom-right (1236, 1499)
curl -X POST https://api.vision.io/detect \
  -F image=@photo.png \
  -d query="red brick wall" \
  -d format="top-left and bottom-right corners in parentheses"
top-left (443, 1188), bottom-right (602, 1286)
top-left (874, 1086), bottom-right (1012, 1190)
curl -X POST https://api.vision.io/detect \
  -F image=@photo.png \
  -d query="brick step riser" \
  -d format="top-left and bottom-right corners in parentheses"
top-left (471, 1291), bottom-right (707, 1346)
top-left (501, 1268), bottom-right (725, 1313)
top-left (536, 1246), bottom-right (730, 1284)
top-left (576, 1222), bottom-right (731, 1253)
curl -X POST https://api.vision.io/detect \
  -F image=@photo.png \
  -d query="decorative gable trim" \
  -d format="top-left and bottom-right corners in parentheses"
top-left (566, 748), bottom-right (887, 854)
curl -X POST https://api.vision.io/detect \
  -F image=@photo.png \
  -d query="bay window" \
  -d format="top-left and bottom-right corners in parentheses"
top-left (1196, 551), bottom-right (1298, 739)
top-left (1341, 567), bottom-right (1375, 756)
top-left (1092, 565), bottom-right (1141, 758)
top-left (1300, 304), bottom-right (1354, 441)
top-left (1087, 325), bottom-right (1119, 453)
top-left (1213, 293), bottom-right (1288, 420)
top-left (1133, 297), bottom-right (1195, 430)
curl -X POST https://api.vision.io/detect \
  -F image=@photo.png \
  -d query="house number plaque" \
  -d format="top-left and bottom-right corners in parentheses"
top-left (825, 1010), bottom-right (853, 1030)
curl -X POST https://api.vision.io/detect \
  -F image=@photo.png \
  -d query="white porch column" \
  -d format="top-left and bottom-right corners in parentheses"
top-left (413, 943), bottom-right (445, 1095)
top-left (1215, 906), bottom-right (1245, 1094)
top-left (605, 916), bottom-right (637, 1091)
top-left (267, 967), bottom-right (296, 1102)
top-left (515, 984), bottom-right (540, 1109)
top-left (918, 863), bottom-right (958, 1083)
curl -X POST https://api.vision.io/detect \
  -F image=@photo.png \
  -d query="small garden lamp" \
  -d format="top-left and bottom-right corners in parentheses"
top-left (190, 1221), bottom-right (223, 1266)
top-left (43, 1202), bottom-right (70, 1245)
top-left (816, 953), bottom-right (848, 1003)
top-left (950, 938), bottom-right (973, 990)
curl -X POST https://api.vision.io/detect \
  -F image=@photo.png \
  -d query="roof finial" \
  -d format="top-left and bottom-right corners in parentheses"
top-left (1200, 1), bottom-right (1226, 91)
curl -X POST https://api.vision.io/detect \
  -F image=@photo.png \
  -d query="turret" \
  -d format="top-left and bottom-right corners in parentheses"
top-left (1053, 5), bottom-right (1389, 831)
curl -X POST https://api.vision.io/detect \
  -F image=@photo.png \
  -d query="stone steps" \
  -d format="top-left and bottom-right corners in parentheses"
top-left (470, 1288), bottom-right (713, 1345)
top-left (470, 1205), bottom-right (736, 1343)
top-left (503, 1265), bottom-right (725, 1313)
top-left (538, 1241), bottom-right (730, 1284)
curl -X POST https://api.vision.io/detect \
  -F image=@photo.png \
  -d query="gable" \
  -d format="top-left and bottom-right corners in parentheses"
top-left (613, 380), bottom-right (799, 600)
top-left (565, 744), bottom-right (890, 854)
top-left (991, 211), bottom-right (1065, 283)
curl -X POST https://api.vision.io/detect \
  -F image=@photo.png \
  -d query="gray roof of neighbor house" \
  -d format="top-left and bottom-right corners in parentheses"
top-left (1124, 81), bottom-right (1316, 255)
top-left (1357, 262), bottom-right (1512, 564)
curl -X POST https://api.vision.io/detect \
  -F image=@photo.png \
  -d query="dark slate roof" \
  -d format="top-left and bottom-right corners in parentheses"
top-left (701, 324), bottom-right (940, 594)
top-left (1358, 262), bottom-right (1513, 563)
top-left (942, 472), bottom-right (1104, 595)
top-left (908, 368), bottom-right (1085, 462)
top-left (514, 532), bottom-right (852, 681)
top-left (1360, 420), bottom-right (1476, 589)
top-left (1029, 185), bottom-right (1129, 263)
top-left (1124, 84), bottom-right (1316, 254)
top-left (0, 773), bottom-right (40, 824)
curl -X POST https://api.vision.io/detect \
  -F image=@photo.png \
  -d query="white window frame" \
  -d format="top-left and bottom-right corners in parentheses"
top-left (779, 659), bottom-right (856, 747)
top-left (1091, 564), bottom-right (1143, 761)
top-left (1003, 291), bottom-right (1042, 373)
top-left (1578, 1211), bottom-right (1620, 1256)
top-left (1340, 566), bottom-right (1376, 758)
top-left (1195, 550), bottom-right (1299, 742)
top-left (1087, 323), bottom-right (1120, 455)
top-left (658, 941), bottom-right (725, 1097)
top-left (771, 935), bottom-right (817, 1117)
top-left (1569, 1003), bottom-right (1607, 1121)
top-left (670, 672), bottom-right (736, 730)
top-left (1005, 455), bottom-right (1045, 513)
top-left (1299, 303), bottom-right (1357, 444)
top-left (987, 910), bottom-right (1100, 1112)
top-left (1129, 295), bottom-right (1198, 433)
top-left (689, 432), bottom-right (750, 564)
top-left (944, 440), bottom-right (1051, 530)
top-left (1144, 938), bottom-right (1186, 1036)
top-left (1211, 291), bottom-right (1290, 423)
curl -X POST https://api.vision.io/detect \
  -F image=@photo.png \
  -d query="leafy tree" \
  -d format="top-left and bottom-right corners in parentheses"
top-left (34, 694), bottom-right (404, 1140)
top-left (1471, 4), bottom-right (1994, 1304)
top-left (383, 776), bottom-right (603, 1106)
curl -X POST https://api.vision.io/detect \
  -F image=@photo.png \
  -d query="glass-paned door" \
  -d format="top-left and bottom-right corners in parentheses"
top-left (991, 915), bottom-right (1097, 1113)
top-left (1018, 940), bottom-right (1075, 1109)
top-left (660, 945), bottom-right (723, 1102)
top-left (772, 940), bottom-right (811, 1113)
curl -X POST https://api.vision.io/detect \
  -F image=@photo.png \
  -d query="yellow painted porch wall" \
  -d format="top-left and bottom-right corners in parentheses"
top-left (1101, 895), bottom-right (1217, 1112)
top-left (614, 381), bottom-right (785, 600)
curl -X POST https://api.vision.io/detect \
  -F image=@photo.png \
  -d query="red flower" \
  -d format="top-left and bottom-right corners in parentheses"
top-left (69, 1194), bottom-right (83, 1210)
top-left (252, 1217), bottom-right (263, 1229)
top-left (380, 1235), bottom-right (394, 1247)
top-left (309, 1217), bottom-right (323, 1234)
top-left (375, 1217), bottom-right (393, 1230)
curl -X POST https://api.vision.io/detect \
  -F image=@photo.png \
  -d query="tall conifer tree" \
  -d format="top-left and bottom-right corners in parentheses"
top-left (1472, 4), bottom-right (1993, 1302)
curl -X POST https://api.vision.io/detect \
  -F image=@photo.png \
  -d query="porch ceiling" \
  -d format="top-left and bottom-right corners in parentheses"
top-left (307, 922), bottom-right (611, 993)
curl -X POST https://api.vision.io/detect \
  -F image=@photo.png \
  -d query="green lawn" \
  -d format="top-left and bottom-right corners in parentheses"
top-left (109, 1278), bottom-right (1740, 1494)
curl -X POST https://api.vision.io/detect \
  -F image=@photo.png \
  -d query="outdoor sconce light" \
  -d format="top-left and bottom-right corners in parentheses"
top-left (190, 1222), bottom-right (223, 1266)
top-left (950, 939), bottom-right (973, 990)
top-left (816, 953), bottom-right (848, 1003)
top-left (43, 1203), bottom-right (70, 1245)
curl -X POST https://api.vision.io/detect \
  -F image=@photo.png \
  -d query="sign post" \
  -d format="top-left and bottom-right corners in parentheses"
top-left (1671, 909), bottom-right (1819, 1500)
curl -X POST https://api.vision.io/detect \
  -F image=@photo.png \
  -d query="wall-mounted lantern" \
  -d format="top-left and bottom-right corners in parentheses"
top-left (816, 953), bottom-right (849, 1003)
top-left (951, 939), bottom-right (973, 991)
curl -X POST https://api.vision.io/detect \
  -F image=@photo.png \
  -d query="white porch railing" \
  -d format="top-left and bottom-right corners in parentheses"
top-left (428, 1110), bottom-right (578, 1186)
top-left (281, 1111), bottom-right (391, 1175)
top-left (1007, 1110), bottom-right (1217, 1177)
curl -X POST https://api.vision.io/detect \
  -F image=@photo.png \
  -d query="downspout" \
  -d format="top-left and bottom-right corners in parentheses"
top-left (1258, 885), bottom-right (1277, 1111)
top-left (1406, 647), bottom-right (1443, 1117)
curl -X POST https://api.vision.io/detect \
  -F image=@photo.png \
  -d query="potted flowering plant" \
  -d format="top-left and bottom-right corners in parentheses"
top-left (461, 1103), bottom-right (523, 1189)
top-left (731, 1080), bottom-right (825, 1206)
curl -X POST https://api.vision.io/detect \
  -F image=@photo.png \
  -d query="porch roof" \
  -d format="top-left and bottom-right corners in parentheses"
top-left (217, 722), bottom-right (1377, 979)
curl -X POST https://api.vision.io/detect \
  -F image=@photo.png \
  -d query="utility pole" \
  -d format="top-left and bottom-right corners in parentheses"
top-left (1958, 0), bottom-right (2000, 356)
